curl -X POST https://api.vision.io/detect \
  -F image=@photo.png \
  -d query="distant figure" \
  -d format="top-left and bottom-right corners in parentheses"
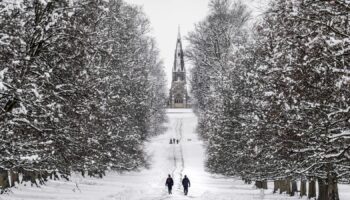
top-left (176, 139), bottom-right (179, 144)
top-left (182, 175), bottom-right (191, 195)
top-left (173, 138), bottom-right (176, 143)
top-left (165, 174), bottom-right (174, 194)
top-left (169, 139), bottom-right (173, 144)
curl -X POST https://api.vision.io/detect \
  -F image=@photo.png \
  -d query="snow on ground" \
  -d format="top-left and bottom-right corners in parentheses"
top-left (2, 109), bottom-right (350, 200)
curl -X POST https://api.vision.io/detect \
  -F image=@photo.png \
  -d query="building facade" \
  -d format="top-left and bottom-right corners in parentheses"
top-left (169, 30), bottom-right (189, 108)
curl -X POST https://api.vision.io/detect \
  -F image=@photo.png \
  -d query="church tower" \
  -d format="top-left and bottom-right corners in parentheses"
top-left (169, 28), bottom-right (188, 108)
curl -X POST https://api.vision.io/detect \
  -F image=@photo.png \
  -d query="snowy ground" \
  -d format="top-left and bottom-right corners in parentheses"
top-left (2, 109), bottom-right (350, 200)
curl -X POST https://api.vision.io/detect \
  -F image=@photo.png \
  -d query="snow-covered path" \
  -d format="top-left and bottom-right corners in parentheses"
top-left (3, 109), bottom-right (350, 200)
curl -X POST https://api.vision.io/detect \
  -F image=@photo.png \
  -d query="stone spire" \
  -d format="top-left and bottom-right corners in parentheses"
top-left (169, 26), bottom-right (189, 108)
top-left (173, 26), bottom-right (185, 73)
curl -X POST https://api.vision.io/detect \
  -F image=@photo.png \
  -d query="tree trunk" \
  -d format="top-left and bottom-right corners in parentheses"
top-left (286, 177), bottom-right (291, 195)
top-left (318, 178), bottom-right (328, 200)
top-left (10, 170), bottom-right (19, 187)
top-left (280, 180), bottom-right (286, 194)
top-left (0, 170), bottom-right (10, 191)
top-left (38, 170), bottom-right (49, 184)
top-left (21, 170), bottom-right (39, 187)
top-left (30, 171), bottom-right (39, 187)
top-left (49, 171), bottom-right (59, 180)
top-left (291, 180), bottom-right (298, 196)
top-left (262, 180), bottom-right (268, 189)
top-left (255, 181), bottom-right (262, 189)
top-left (327, 173), bottom-right (339, 200)
top-left (300, 179), bottom-right (307, 197)
top-left (308, 178), bottom-right (316, 199)
top-left (273, 180), bottom-right (279, 193)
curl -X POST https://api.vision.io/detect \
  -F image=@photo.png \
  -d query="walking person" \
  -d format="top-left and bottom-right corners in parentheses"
top-left (182, 175), bottom-right (191, 195)
top-left (165, 174), bottom-right (174, 194)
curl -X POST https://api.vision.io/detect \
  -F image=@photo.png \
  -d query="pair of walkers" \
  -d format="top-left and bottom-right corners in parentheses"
top-left (165, 174), bottom-right (191, 195)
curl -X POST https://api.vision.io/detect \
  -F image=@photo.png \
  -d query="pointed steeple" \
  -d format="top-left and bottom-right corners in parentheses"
top-left (169, 27), bottom-right (189, 108)
top-left (173, 26), bottom-right (185, 73)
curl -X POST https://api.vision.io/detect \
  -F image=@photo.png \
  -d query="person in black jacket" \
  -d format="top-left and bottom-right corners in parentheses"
top-left (165, 174), bottom-right (174, 194)
top-left (182, 175), bottom-right (191, 195)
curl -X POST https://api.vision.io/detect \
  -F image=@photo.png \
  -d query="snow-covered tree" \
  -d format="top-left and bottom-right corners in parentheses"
top-left (187, 0), bottom-right (252, 175)
top-left (0, 0), bottom-right (167, 189)
top-left (189, 0), bottom-right (350, 199)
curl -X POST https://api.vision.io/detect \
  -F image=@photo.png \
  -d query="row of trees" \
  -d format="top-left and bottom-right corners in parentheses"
top-left (0, 0), bottom-right (167, 189)
top-left (188, 0), bottom-right (350, 200)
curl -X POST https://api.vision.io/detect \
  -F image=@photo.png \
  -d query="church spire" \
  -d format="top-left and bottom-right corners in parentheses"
top-left (169, 27), bottom-right (188, 108)
top-left (173, 27), bottom-right (185, 73)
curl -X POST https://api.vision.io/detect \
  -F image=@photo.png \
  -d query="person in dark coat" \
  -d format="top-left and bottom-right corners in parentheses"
top-left (165, 174), bottom-right (174, 194)
top-left (182, 175), bottom-right (191, 195)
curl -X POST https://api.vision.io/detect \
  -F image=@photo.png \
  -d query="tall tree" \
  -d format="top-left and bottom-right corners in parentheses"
top-left (187, 0), bottom-right (252, 175)
top-left (0, 0), bottom-right (167, 188)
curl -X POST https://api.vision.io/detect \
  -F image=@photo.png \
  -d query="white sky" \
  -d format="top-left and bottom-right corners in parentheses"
top-left (125, 0), bottom-right (210, 88)
top-left (124, 0), bottom-right (269, 88)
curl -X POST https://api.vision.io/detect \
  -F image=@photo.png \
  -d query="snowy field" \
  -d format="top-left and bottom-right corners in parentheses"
top-left (2, 109), bottom-right (350, 200)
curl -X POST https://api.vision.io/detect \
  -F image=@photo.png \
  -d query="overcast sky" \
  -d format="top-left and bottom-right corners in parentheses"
top-left (124, 0), bottom-right (269, 88)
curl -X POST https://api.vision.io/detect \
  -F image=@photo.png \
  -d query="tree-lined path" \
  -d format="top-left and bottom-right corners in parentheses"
top-left (1, 0), bottom-right (349, 199)
top-left (6, 109), bottom-right (350, 200)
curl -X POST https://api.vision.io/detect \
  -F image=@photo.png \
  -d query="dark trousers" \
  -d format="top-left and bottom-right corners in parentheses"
top-left (167, 186), bottom-right (172, 194)
top-left (184, 186), bottom-right (189, 195)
